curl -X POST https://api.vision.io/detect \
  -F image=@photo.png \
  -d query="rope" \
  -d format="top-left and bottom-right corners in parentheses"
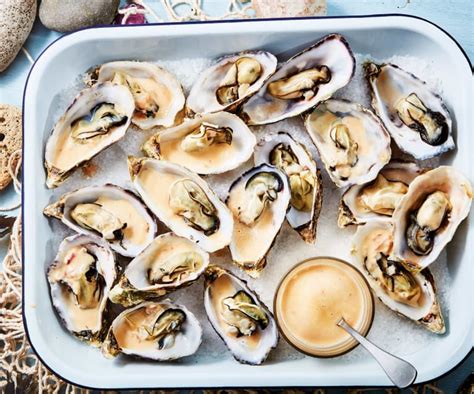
top-left (0, 150), bottom-right (22, 212)
top-left (117, 4), bottom-right (150, 25)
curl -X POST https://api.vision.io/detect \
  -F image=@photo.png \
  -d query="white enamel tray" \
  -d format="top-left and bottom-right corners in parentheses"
top-left (23, 15), bottom-right (473, 389)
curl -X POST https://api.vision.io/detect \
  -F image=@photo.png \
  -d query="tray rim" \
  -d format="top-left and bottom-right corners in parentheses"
top-left (22, 14), bottom-right (473, 390)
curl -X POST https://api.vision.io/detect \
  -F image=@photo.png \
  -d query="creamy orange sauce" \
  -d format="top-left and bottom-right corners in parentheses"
top-left (136, 164), bottom-right (228, 246)
top-left (275, 258), bottom-right (373, 356)
top-left (50, 104), bottom-right (127, 171)
top-left (138, 166), bottom-right (179, 211)
top-left (227, 183), bottom-right (277, 264)
top-left (114, 304), bottom-right (166, 351)
top-left (60, 287), bottom-right (102, 331)
top-left (307, 110), bottom-right (390, 180)
top-left (128, 76), bottom-right (172, 121)
top-left (210, 274), bottom-right (261, 349)
top-left (49, 246), bottom-right (103, 332)
top-left (94, 196), bottom-right (150, 247)
top-left (360, 227), bottom-right (424, 307)
top-left (159, 137), bottom-right (239, 172)
top-left (376, 68), bottom-right (401, 109)
top-left (147, 236), bottom-right (197, 266)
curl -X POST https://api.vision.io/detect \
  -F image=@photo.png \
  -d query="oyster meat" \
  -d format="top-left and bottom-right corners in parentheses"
top-left (44, 184), bottom-right (157, 257)
top-left (44, 82), bottom-right (135, 188)
top-left (187, 51), bottom-right (277, 115)
top-left (109, 232), bottom-right (209, 307)
top-left (47, 234), bottom-right (117, 344)
top-left (226, 164), bottom-right (290, 277)
top-left (352, 219), bottom-right (445, 334)
top-left (305, 99), bottom-right (391, 188)
top-left (96, 61), bottom-right (185, 129)
top-left (241, 34), bottom-right (355, 125)
top-left (142, 112), bottom-right (256, 174)
top-left (392, 166), bottom-right (472, 271)
top-left (366, 62), bottom-right (454, 160)
top-left (254, 132), bottom-right (322, 243)
top-left (203, 265), bottom-right (278, 364)
top-left (129, 157), bottom-right (233, 252)
top-left (338, 161), bottom-right (424, 227)
top-left (102, 300), bottom-right (202, 360)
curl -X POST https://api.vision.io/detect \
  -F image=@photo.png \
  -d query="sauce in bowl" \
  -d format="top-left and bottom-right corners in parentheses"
top-left (274, 257), bottom-right (374, 357)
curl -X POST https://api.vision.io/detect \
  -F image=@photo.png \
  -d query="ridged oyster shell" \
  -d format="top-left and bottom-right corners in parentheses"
top-left (254, 132), bottom-right (322, 243)
top-left (241, 34), bottom-right (355, 125)
top-left (352, 220), bottom-right (445, 334)
top-left (366, 62), bottom-right (454, 160)
top-left (109, 232), bottom-right (209, 307)
top-left (142, 111), bottom-right (256, 174)
top-left (305, 99), bottom-right (391, 188)
top-left (226, 164), bottom-right (290, 277)
top-left (102, 300), bottom-right (202, 360)
top-left (43, 184), bottom-right (157, 257)
top-left (203, 265), bottom-right (278, 364)
top-left (44, 82), bottom-right (135, 188)
top-left (128, 157), bottom-right (234, 252)
top-left (97, 61), bottom-right (185, 129)
top-left (187, 51), bottom-right (277, 115)
top-left (47, 234), bottom-right (117, 345)
top-left (392, 166), bottom-right (472, 271)
top-left (338, 161), bottom-right (424, 227)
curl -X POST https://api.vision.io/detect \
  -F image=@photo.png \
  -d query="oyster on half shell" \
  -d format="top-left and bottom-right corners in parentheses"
top-left (352, 220), bottom-right (445, 334)
top-left (254, 132), bottom-right (322, 243)
top-left (338, 161), bottom-right (424, 228)
top-left (48, 234), bottom-right (117, 345)
top-left (203, 265), bottom-right (278, 364)
top-left (241, 34), bottom-right (355, 125)
top-left (128, 157), bottom-right (233, 253)
top-left (142, 112), bottom-right (256, 174)
top-left (102, 300), bottom-right (202, 360)
top-left (305, 99), bottom-right (391, 188)
top-left (392, 166), bottom-right (472, 272)
top-left (109, 232), bottom-right (209, 307)
top-left (366, 62), bottom-right (454, 160)
top-left (96, 61), bottom-right (185, 129)
top-left (44, 82), bottom-right (135, 188)
top-left (43, 184), bottom-right (157, 258)
top-left (226, 164), bottom-right (290, 277)
top-left (187, 51), bottom-right (277, 115)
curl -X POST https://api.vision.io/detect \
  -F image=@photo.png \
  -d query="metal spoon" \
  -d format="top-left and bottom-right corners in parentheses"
top-left (337, 318), bottom-right (417, 388)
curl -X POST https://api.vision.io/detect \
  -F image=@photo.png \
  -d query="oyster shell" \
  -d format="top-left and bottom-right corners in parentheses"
top-left (366, 62), bottom-right (454, 160)
top-left (254, 132), bottom-right (322, 243)
top-left (392, 166), bottom-right (472, 271)
top-left (47, 234), bottom-right (117, 345)
top-left (352, 220), bottom-right (445, 334)
top-left (305, 99), bottom-right (391, 188)
top-left (96, 61), bottom-right (185, 129)
top-left (102, 300), bottom-right (202, 360)
top-left (187, 51), bottom-right (277, 115)
top-left (203, 265), bottom-right (278, 364)
top-left (241, 34), bottom-right (355, 125)
top-left (44, 82), bottom-right (135, 188)
top-left (109, 232), bottom-right (209, 307)
top-left (226, 164), bottom-right (290, 277)
top-left (338, 161), bottom-right (424, 227)
top-left (128, 157), bottom-right (233, 252)
top-left (43, 184), bottom-right (157, 257)
top-left (142, 112), bottom-right (256, 174)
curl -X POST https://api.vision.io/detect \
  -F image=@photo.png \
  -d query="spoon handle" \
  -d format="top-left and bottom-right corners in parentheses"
top-left (337, 318), bottom-right (417, 388)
